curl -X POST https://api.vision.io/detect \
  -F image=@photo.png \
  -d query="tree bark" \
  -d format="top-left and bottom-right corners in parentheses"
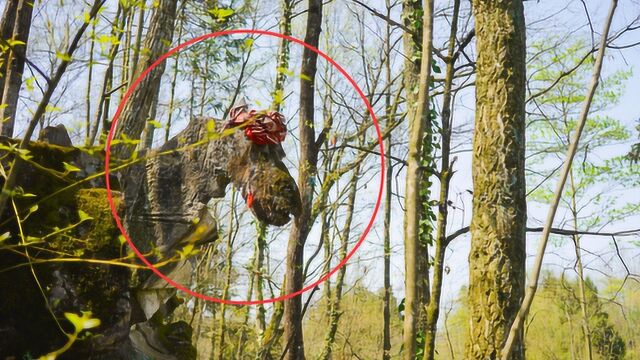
top-left (0, 0), bottom-right (34, 137)
top-left (113, 0), bottom-right (177, 159)
top-left (271, 0), bottom-right (294, 113)
top-left (500, 1), bottom-right (618, 358)
top-left (89, 4), bottom-right (128, 145)
top-left (402, 0), bottom-right (434, 358)
top-left (0, 0), bottom-right (19, 88)
top-left (383, 2), bottom-right (393, 358)
top-left (466, 0), bottom-right (527, 359)
top-left (0, 0), bottom-right (104, 218)
top-left (422, 1), bottom-right (461, 358)
top-left (319, 165), bottom-right (360, 360)
top-left (283, 0), bottom-right (323, 358)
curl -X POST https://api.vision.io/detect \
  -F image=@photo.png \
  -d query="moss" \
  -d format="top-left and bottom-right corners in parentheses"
top-left (75, 188), bottom-right (123, 253)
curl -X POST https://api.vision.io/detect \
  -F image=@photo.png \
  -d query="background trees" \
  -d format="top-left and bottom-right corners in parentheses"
top-left (0, 0), bottom-right (638, 359)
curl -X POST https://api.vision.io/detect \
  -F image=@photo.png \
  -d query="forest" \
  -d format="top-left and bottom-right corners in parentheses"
top-left (0, 0), bottom-right (639, 359)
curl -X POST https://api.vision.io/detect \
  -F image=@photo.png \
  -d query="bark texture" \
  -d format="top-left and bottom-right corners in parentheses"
top-left (283, 0), bottom-right (323, 358)
top-left (0, 0), bottom-right (34, 137)
top-left (466, 0), bottom-right (527, 359)
top-left (113, 0), bottom-right (177, 159)
top-left (402, 0), bottom-right (434, 357)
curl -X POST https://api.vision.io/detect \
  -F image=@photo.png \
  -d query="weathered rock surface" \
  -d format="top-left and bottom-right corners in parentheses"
top-left (0, 117), bottom-right (300, 359)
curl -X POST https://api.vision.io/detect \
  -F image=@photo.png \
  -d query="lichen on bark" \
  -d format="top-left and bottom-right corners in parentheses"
top-left (466, 0), bottom-right (527, 359)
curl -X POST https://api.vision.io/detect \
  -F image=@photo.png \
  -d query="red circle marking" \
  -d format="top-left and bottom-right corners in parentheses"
top-left (105, 29), bottom-right (385, 305)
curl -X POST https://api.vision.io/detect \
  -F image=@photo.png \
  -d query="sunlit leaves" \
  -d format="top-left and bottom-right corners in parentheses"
top-left (147, 119), bottom-right (163, 129)
top-left (209, 7), bottom-right (234, 22)
top-left (77, 209), bottom-right (93, 222)
top-left (55, 51), bottom-right (72, 62)
top-left (177, 243), bottom-right (199, 259)
top-left (65, 311), bottom-right (101, 333)
top-left (62, 162), bottom-right (81, 173)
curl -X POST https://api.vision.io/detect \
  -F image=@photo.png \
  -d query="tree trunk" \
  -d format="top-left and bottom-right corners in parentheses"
top-left (84, 20), bottom-right (97, 145)
top-left (466, 0), bottom-right (527, 359)
top-left (0, 0), bottom-right (34, 137)
top-left (569, 170), bottom-right (593, 360)
top-left (0, 0), bottom-right (19, 87)
top-left (283, 0), bottom-right (323, 358)
top-left (113, 0), bottom-right (177, 159)
top-left (500, 2), bottom-right (618, 357)
top-left (422, 1), bottom-right (461, 358)
top-left (217, 191), bottom-right (236, 360)
top-left (271, 0), bottom-right (294, 113)
top-left (319, 165), bottom-right (360, 359)
top-left (89, 4), bottom-right (127, 145)
top-left (383, 1), bottom-right (393, 357)
top-left (402, 0), bottom-right (434, 358)
top-left (0, 0), bottom-right (104, 217)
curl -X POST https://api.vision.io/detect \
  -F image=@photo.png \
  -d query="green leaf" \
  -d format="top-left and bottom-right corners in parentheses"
top-left (55, 52), bottom-right (72, 62)
top-left (206, 119), bottom-right (216, 134)
top-left (6, 39), bottom-right (25, 47)
top-left (25, 77), bottom-right (35, 92)
top-left (65, 312), bottom-right (101, 333)
top-left (277, 67), bottom-right (293, 76)
top-left (0, 232), bottom-right (10, 244)
top-left (63, 162), bottom-right (81, 173)
top-left (77, 210), bottom-right (93, 222)
top-left (177, 244), bottom-right (199, 259)
top-left (209, 7), bottom-right (234, 21)
top-left (147, 119), bottom-right (163, 129)
top-left (299, 73), bottom-right (312, 81)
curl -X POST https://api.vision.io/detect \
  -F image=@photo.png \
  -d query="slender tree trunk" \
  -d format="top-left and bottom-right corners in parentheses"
top-left (130, 0), bottom-right (146, 75)
top-left (422, 1), bottom-right (460, 359)
top-left (319, 165), bottom-right (360, 359)
top-left (164, 2), bottom-right (185, 143)
top-left (141, 91), bottom-right (159, 149)
top-left (283, 0), bottom-right (323, 358)
top-left (235, 266), bottom-right (256, 359)
top-left (253, 2), bottom-right (297, 355)
top-left (255, 222), bottom-right (268, 334)
top-left (0, 0), bottom-right (19, 89)
top-left (466, 0), bottom-right (527, 359)
top-left (258, 293), bottom-right (285, 360)
top-left (402, 0), bottom-right (434, 358)
top-left (569, 170), bottom-right (593, 360)
top-left (0, 0), bottom-right (104, 217)
top-left (217, 192), bottom-right (236, 360)
top-left (89, 4), bottom-right (127, 145)
top-left (0, 0), bottom-right (34, 137)
top-left (84, 20), bottom-right (97, 145)
top-left (119, 7), bottom-right (134, 104)
top-left (383, 2), bottom-right (393, 358)
top-left (321, 207), bottom-right (332, 312)
top-left (271, 0), bottom-right (294, 112)
top-left (501, 2), bottom-right (618, 357)
top-left (113, 0), bottom-right (177, 159)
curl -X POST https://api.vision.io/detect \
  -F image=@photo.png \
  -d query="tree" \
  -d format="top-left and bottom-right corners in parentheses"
top-left (283, 0), bottom-right (324, 358)
top-left (402, 0), bottom-right (434, 357)
top-left (113, 0), bottom-right (177, 159)
top-left (466, 0), bottom-right (527, 359)
top-left (0, 0), bottom-right (34, 137)
top-left (526, 39), bottom-right (635, 360)
top-left (502, 2), bottom-right (620, 356)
